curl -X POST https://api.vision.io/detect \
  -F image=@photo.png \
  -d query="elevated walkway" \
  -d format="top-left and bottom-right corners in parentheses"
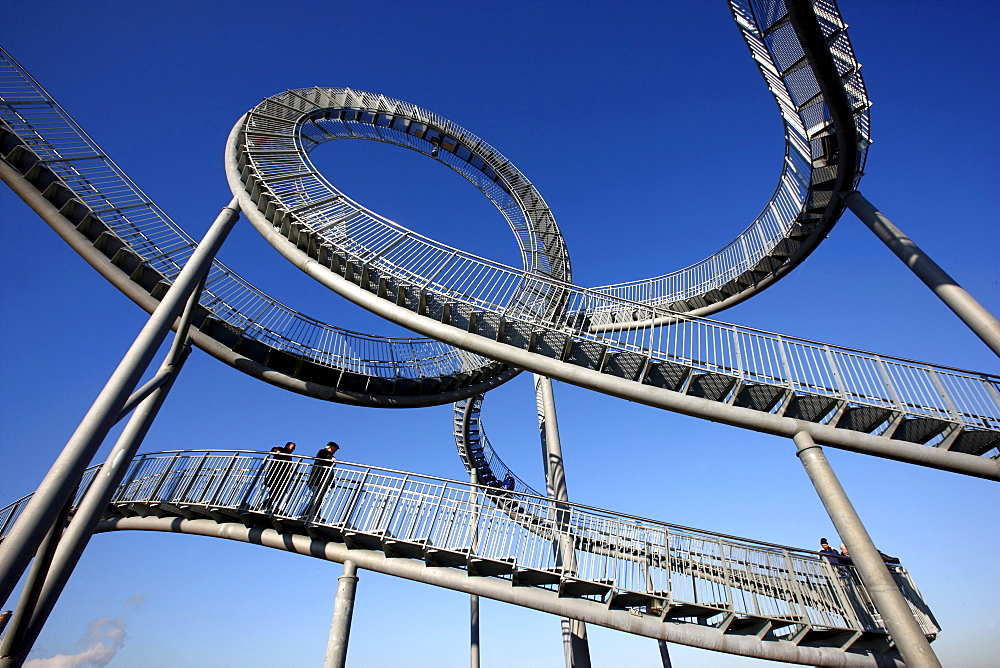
top-left (0, 450), bottom-right (937, 666)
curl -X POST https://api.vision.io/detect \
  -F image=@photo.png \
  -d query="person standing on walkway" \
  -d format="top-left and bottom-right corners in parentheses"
top-left (262, 441), bottom-right (296, 512)
top-left (303, 442), bottom-right (339, 521)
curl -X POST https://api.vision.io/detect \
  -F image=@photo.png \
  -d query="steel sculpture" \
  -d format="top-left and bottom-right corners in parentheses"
top-left (0, 452), bottom-right (940, 666)
top-left (1, 0), bottom-right (998, 666)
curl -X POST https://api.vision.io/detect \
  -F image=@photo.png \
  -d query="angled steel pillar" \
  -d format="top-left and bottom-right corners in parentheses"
top-left (0, 198), bottom-right (241, 607)
top-left (0, 496), bottom-right (73, 667)
top-left (324, 560), bottom-right (359, 668)
top-left (845, 191), bottom-right (1000, 357)
top-left (534, 374), bottom-right (591, 668)
top-left (793, 431), bottom-right (940, 667)
top-left (0, 281), bottom-right (203, 667)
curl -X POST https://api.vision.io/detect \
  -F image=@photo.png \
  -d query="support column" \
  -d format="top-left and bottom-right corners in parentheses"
top-left (469, 468), bottom-right (481, 668)
top-left (534, 375), bottom-right (591, 668)
top-left (325, 560), bottom-right (359, 668)
top-left (0, 497), bottom-right (73, 666)
top-left (657, 640), bottom-right (673, 667)
top-left (793, 431), bottom-right (940, 667)
top-left (0, 199), bottom-right (241, 606)
top-left (845, 190), bottom-right (1000, 357)
top-left (0, 282), bottom-right (203, 667)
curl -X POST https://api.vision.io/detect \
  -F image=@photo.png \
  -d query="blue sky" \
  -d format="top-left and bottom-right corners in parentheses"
top-left (2, 1), bottom-right (998, 666)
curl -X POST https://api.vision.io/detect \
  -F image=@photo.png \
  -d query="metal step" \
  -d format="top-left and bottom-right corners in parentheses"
top-left (474, 311), bottom-right (503, 340)
top-left (602, 351), bottom-right (646, 381)
top-left (533, 331), bottom-right (569, 360)
top-left (501, 320), bottom-right (535, 350)
top-left (891, 417), bottom-right (949, 444)
top-left (565, 340), bottom-right (605, 370)
top-left (724, 616), bottom-right (773, 640)
top-left (837, 406), bottom-right (892, 433)
top-left (785, 394), bottom-right (838, 422)
top-left (513, 567), bottom-right (561, 587)
top-left (559, 577), bottom-right (613, 599)
top-left (468, 556), bottom-right (515, 577)
top-left (342, 530), bottom-right (383, 551)
top-left (664, 603), bottom-right (729, 622)
top-left (642, 361), bottom-right (690, 391)
top-left (424, 546), bottom-right (470, 568)
top-left (608, 591), bottom-right (660, 610)
top-left (449, 302), bottom-right (476, 331)
top-left (383, 538), bottom-right (426, 559)
top-left (688, 373), bottom-right (737, 402)
top-left (733, 384), bottom-right (785, 412)
top-left (949, 429), bottom-right (1000, 456)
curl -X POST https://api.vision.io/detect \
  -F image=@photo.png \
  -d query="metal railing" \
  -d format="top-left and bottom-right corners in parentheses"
top-left (453, 396), bottom-right (542, 496)
top-left (235, 84), bottom-right (1000, 438)
top-left (0, 450), bottom-right (939, 639)
top-left (0, 48), bottom-right (490, 382)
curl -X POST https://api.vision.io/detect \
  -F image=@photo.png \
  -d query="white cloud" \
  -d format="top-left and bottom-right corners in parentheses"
top-left (24, 617), bottom-right (125, 668)
top-left (123, 594), bottom-right (145, 610)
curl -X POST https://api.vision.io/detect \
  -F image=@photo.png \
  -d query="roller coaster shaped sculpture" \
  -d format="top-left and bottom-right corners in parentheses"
top-left (0, 1), bottom-right (997, 666)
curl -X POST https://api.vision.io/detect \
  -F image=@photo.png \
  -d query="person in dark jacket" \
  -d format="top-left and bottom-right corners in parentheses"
top-left (262, 442), bottom-right (296, 512)
top-left (819, 538), bottom-right (841, 565)
top-left (303, 442), bottom-right (339, 520)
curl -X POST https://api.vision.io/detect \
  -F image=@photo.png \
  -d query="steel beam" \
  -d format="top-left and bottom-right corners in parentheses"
top-left (845, 191), bottom-right (1000, 357)
top-left (0, 198), bottom-right (240, 606)
top-left (235, 187), bottom-right (1000, 481)
top-left (97, 516), bottom-right (906, 667)
top-left (793, 431), bottom-right (941, 668)
top-left (0, 284), bottom-right (202, 666)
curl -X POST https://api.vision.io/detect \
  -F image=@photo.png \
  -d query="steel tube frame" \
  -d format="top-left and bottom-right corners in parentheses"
top-left (792, 431), bottom-right (940, 668)
top-left (236, 191), bottom-right (1000, 481)
top-left (0, 497), bottom-right (72, 666)
top-left (534, 375), bottom-right (591, 668)
top-left (469, 468), bottom-right (481, 668)
top-left (844, 191), bottom-right (1000, 357)
top-left (0, 198), bottom-right (240, 606)
top-left (98, 516), bottom-right (905, 667)
top-left (324, 559), bottom-right (359, 668)
top-left (0, 283), bottom-right (203, 667)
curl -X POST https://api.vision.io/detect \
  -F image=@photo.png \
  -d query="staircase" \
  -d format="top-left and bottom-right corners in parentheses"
top-left (0, 450), bottom-right (941, 666)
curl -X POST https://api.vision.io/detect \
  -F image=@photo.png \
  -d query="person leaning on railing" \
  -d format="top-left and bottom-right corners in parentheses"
top-left (303, 442), bottom-right (340, 521)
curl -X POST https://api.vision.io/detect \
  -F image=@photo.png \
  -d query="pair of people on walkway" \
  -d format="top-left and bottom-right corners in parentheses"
top-left (261, 441), bottom-right (340, 517)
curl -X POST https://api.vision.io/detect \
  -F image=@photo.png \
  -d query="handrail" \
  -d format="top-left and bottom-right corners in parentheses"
top-left (0, 48), bottom-right (494, 384)
top-left (0, 449), bottom-right (939, 642)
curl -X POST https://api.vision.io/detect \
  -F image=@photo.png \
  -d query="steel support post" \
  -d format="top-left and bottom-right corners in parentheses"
top-left (792, 431), bottom-right (940, 667)
top-left (470, 593), bottom-right (480, 668)
top-left (0, 198), bottom-right (240, 606)
top-left (0, 497), bottom-right (72, 667)
top-left (534, 375), bottom-right (591, 668)
top-left (469, 468), bottom-right (481, 668)
top-left (657, 640), bottom-right (673, 667)
top-left (845, 191), bottom-right (1000, 357)
top-left (324, 560), bottom-right (359, 668)
top-left (0, 283), bottom-right (203, 667)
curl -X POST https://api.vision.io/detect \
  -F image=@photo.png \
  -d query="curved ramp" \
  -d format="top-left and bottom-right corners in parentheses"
top-left (0, 450), bottom-right (939, 666)
top-left (0, 49), bottom-right (518, 408)
top-left (224, 5), bottom-right (998, 477)
top-left (231, 97), bottom-right (1000, 477)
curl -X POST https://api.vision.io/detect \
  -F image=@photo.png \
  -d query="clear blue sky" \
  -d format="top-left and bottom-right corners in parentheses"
top-left (2, 1), bottom-right (998, 666)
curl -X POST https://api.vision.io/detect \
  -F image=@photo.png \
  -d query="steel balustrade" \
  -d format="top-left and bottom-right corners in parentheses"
top-left (226, 10), bottom-right (997, 465)
top-left (0, 49), bottom-right (515, 405)
top-left (0, 450), bottom-right (940, 661)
